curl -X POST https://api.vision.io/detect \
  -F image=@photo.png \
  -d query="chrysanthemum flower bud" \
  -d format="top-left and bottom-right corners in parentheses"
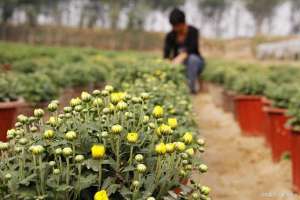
top-left (141, 92), bottom-right (150, 100)
top-left (185, 148), bottom-right (195, 156)
top-left (158, 124), bottom-right (172, 135)
top-left (110, 93), bottom-right (122, 105)
top-left (143, 115), bottom-right (150, 124)
top-left (103, 107), bottom-right (110, 114)
top-left (125, 112), bottom-right (133, 119)
top-left (182, 132), bottom-right (193, 144)
top-left (5, 173), bottom-right (12, 180)
top-left (135, 154), bottom-right (144, 162)
top-left (199, 147), bottom-right (205, 153)
top-left (55, 148), bottom-right (62, 155)
top-left (111, 124), bottom-right (123, 134)
top-left (70, 98), bottom-right (82, 107)
top-left (0, 142), bottom-right (9, 150)
top-left (101, 90), bottom-right (109, 96)
top-left (199, 164), bottom-right (208, 173)
top-left (192, 192), bottom-right (200, 199)
top-left (93, 98), bottom-right (103, 107)
top-left (175, 142), bottom-right (186, 152)
top-left (127, 132), bottom-right (139, 143)
top-left (64, 106), bottom-right (73, 113)
top-left (30, 126), bottom-right (38, 133)
top-left (117, 101), bottom-right (127, 111)
top-left (185, 164), bottom-right (193, 170)
top-left (201, 186), bottom-right (211, 195)
top-left (30, 145), bottom-right (45, 155)
top-left (109, 103), bottom-right (116, 112)
top-left (132, 180), bottom-right (140, 187)
top-left (18, 138), bottom-right (28, 145)
top-left (105, 85), bottom-right (114, 92)
top-left (101, 131), bottom-right (108, 138)
top-left (197, 138), bottom-right (205, 146)
top-left (64, 113), bottom-right (71, 119)
top-left (91, 144), bottom-right (105, 159)
top-left (74, 105), bottom-right (83, 112)
top-left (132, 97), bottom-right (142, 104)
top-left (92, 90), bottom-right (101, 96)
top-left (136, 163), bottom-right (147, 173)
top-left (168, 118), bottom-right (178, 129)
top-left (7, 129), bottom-right (16, 140)
top-left (62, 147), bottom-right (73, 157)
top-left (75, 154), bottom-right (85, 162)
top-left (149, 122), bottom-right (156, 129)
top-left (155, 143), bottom-right (167, 155)
top-left (166, 143), bottom-right (175, 153)
top-left (49, 161), bottom-right (56, 167)
top-left (34, 108), bottom-right (45, 118)
top-left (81, 91), bottom-right (92, 102)
top-left (65, 131), bottom-right (77, 141)
top-left (179, 169), bottom-right (187, 177)
top-left (47, 117), bottom-right (58, 127)
top-left (48, 102), bottom-right (58, 112)
top-left (17, 114), bottom-right (28, 124)
top-left (182, 160), bottom-right (189, 165)
top-left (152, 106), bottom-right (164, 118)
top-left (44, 130), bottom-right (55, 139)
top-left (143, 105), bottom-right (148, 111)
top-left (53, 169), bottom-right (60, 175)
top-left (147, 197), bottom-right (155, 200)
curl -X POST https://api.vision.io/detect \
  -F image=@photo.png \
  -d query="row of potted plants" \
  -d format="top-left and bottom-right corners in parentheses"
top-left (202, 59), bottom-right (300, 193)
top-left (0, 42), bottom-right (144, 139)
top-left (0, 58), bottom-right (210, 199)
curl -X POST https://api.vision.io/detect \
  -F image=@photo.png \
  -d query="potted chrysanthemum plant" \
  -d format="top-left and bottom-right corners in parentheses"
top-left (0, 85), bottom-right (209, 200)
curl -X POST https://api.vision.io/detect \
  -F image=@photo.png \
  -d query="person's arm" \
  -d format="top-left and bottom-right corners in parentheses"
top-left (172, 52), bottom-right (187, 64)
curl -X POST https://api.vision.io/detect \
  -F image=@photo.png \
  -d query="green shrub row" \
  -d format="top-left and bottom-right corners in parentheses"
top-left (0, 42), bottom-right (150, 104)
top-left (203, 58), bottom-right (300, 130)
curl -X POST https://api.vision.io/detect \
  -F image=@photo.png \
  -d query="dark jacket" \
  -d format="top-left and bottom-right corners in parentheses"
top-left (163, 25), bottom-right (203, 60)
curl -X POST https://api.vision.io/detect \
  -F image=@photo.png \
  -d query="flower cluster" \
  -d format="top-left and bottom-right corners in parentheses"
top-left (0, 60), bottom-right (209, 200)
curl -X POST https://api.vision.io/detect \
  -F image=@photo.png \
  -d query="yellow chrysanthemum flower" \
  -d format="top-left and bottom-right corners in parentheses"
top-left (166, 143), bottom-right (175, 153)
top-left (110, 92), bottom-right (126, 105)
top-left (91, 145), bottom-right (105, 159)
top-left (158, 124), bottom-right (172, 135)
top-left (127, 132), bottom-right (139, 143)
top-left (155, 143), bottom-right (167, 155)
top-left (168, 118), bottom-right (178, 129)
top-left (94, 190), bottom-right (109, 200)
top-left (152, 106), bottom-right (164, 118)
top-left (182, 132), bottom-right (193, 144)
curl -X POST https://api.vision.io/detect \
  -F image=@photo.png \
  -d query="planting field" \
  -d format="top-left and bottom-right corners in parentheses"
top-left (3, 41), bottom-right (300, 199)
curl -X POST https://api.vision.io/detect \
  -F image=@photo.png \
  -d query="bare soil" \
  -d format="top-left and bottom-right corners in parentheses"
top-left (192, 93), bottom-right (299, 200)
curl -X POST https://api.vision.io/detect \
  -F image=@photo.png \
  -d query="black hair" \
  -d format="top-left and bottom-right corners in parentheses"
top-left (169, 8), bottom-right (186, 26)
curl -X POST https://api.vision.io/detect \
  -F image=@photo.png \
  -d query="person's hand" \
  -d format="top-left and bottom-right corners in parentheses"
top-left (172, 52), bottom-right (187, 65)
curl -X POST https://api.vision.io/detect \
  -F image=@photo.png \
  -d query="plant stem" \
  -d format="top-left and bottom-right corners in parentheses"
top-left (116, 137), bottom-right (120, 172)
top-left (33, 155), bottom-right (41, 196)
top-left (129, 146), bottom-right (134, 166)
top-left (98, 160), bottom-right (102, 189)
top-left (39, 155), bottom-right (45, 195)
top-left (66, 157), bottom-right (70, 185)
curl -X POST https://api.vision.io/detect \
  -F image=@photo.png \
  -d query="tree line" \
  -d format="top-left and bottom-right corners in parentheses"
top-left (0, 0), bottom-right (300, 36)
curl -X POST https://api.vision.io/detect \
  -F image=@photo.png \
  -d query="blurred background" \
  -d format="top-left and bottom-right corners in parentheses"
top-left (1, 0), bottom-right (300, 59)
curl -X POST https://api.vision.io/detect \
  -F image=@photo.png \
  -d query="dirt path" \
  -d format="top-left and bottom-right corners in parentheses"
top-left (192, 93), bottom-right (299, 200)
